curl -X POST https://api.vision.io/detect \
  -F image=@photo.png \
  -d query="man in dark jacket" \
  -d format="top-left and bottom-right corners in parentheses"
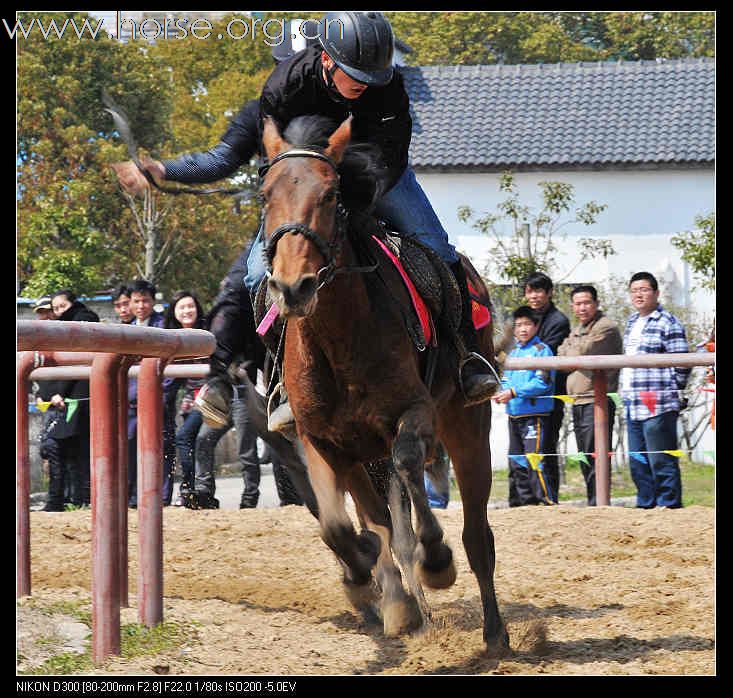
top-left (126, 279), bottom-right (171, 507)
top-left (112, 13), bottom-right (499, 434)
top-left (40, 290), bottom-right (100, 510)
top-left (522, 272), bottom-right (571, 503)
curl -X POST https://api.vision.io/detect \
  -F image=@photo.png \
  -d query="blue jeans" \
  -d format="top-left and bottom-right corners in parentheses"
top-left (175, 410), bottom-right (204, 494)
top-left (243, 166), bottom-right (458, 293)
top-left (626, 408), bottom-right (682, 508)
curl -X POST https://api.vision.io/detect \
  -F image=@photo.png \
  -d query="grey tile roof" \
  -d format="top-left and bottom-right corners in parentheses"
top-left (401, 58), bottom-right (714, 169)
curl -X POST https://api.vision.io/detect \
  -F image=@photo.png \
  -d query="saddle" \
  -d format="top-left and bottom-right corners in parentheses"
top-left (252, 214), bottom-right (489, 357)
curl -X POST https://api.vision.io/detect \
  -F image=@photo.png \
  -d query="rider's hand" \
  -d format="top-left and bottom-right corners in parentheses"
top-left (110, 158), bottom-right (165, 196)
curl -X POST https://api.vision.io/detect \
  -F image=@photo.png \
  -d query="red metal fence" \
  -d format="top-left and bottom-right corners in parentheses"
top-left (17, 319), bottom-right (714, 663)
top-left (17, 320), bottom-right (215, 663)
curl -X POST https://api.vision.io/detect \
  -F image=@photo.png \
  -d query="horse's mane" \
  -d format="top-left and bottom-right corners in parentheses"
top-left (282, 115), bottom-right (391, 212)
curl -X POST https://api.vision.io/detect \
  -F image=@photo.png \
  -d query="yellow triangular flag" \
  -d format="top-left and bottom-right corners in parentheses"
top-left (554, 395), bottom-right (575, 404)
top-left (663, 450), bottom-right (685, 458)
top-left (526, 453), bottom-right (544, 471)
top-left (36, 401), bottom-right (51, 412)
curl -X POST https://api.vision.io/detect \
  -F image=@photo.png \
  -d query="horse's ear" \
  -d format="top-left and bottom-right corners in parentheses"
top-left (325, 116), bottom-right (352, 164)
top-left (262, 117), bottom-right (288, 159)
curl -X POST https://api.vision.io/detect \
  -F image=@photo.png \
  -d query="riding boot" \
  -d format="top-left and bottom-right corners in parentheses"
top-left (194, 356), bottom-right (234, 429)
top-left (267, 383), bottom-right (297, 441)
top-left (449, 260), bottom-right (501, 406)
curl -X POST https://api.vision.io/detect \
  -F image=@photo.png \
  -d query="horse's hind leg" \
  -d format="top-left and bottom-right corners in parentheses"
top-left (300, 436), bottom-right (381, 620)
top-left (347, 466), bottom-right (423, 637)
top-left (392, 402), bottom-right (456, 590)
top-left (440, 405), bottom-right (510, 657)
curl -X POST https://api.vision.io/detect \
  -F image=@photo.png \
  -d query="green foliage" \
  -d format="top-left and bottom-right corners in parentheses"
top-left (387, 11), bottom-right (714, 66)
top-left (671, 212), bottom-right (715, 292)
top-left (459, 171), bottom-right (612, 312)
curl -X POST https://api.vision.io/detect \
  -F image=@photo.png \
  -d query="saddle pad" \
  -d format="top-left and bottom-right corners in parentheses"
top-left (468, 281), bottom-right (492, 330)
top-left (372, 235), bottom-right (433, 346)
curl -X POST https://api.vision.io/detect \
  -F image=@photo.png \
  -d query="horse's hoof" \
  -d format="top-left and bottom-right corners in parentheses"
top-left (484, 625), bottom-right (511, 658)
top-left (416, 557), bottom-right (457, 590)
top-left (343, 578), bottom-right (379, 613)
top-left (382, 594), bottom-right (424, 638)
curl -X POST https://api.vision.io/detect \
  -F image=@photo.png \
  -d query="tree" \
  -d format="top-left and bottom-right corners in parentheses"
top-left (457, 171), bottom-right (613, 314)
top-left (386, 11), bottom-right (714, 66)
top-left (671, 212), bottom-right (715, 293)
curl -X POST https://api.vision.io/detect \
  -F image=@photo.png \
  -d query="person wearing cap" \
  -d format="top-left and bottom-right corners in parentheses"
top-left (32, 296), bottom-right (55, 320)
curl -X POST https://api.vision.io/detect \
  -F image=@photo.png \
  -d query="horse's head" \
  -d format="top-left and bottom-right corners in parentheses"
top-left (260, 116), bottom-right (352, 318)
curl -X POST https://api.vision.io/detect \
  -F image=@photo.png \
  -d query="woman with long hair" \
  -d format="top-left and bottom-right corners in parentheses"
top-left (164, 290), bottom-right (208, 506)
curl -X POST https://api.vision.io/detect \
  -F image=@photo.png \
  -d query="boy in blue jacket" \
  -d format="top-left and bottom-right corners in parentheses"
top-left (493, 306), bottom-right (557, 506)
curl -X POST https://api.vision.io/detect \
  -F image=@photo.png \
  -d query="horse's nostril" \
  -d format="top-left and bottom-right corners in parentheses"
top-left (295, 275), bottom-right (317, 303)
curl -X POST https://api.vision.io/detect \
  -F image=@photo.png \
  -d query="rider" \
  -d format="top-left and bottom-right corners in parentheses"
top-left (112, 13), bottom-right (499, 434)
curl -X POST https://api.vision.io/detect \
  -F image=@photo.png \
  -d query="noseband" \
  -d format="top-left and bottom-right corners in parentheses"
top-left (260, 149), bottom-right (374, 288)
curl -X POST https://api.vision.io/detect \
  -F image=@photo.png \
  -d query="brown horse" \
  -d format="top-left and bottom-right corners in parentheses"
top-left (259, 114), bottom-right (509, 654)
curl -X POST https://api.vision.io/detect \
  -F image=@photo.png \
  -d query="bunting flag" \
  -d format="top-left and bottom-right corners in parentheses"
top-left (566, 453), bottom-right (590, 467)
top-left (553, 395), bottom-right (575, 404)
top-left (526, 453), bottom-right (544, 471)
top-left (639, 390), bottom-right (657, 416)
top-left (35, 401), bottom-right (52, 412)
top-left (663, 450), bottom-right (685, 458)
top-left (65, 399), bottom-right (79, 422)
top-left (508, 454), bottom-right (529, 469)
top-left (629, 451), bottom-right (648, 465)
top-left (607, 392), bottom-right (623, 409)
top-left (703, 450), bottom-right (716, 460)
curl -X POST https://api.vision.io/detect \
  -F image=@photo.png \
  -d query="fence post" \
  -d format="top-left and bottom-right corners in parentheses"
top-left (137, 356), bottom-right (165, 627)
top-left (90, 352), bottom-right (123, 662)
top-left (17, 351), bottom-right (36, 598)
top-left (117, 356), bottom-right (135, 609)
top-left (593, 370), bottom-right (610, 506)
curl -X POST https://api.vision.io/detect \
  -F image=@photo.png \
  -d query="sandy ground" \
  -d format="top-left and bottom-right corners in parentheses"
top-left (18, 503), bottom-right (715, 676)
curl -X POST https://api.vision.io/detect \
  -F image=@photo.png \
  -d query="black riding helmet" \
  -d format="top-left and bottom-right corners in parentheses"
top-left (317, 11), bottom-right (394, 87)
top-left (271, 19), bottom-right (321, 63)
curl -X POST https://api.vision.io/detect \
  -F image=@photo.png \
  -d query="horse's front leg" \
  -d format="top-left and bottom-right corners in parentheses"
top-left (347, 466), bottom-right (424, 637)
top-left (392, 401), bottom-right (457, 590)
top-left (300, 435), bottom-right (381, 621)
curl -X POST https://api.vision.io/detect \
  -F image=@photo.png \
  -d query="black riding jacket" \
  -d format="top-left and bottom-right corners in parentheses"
top-left (260, 45), bottom-right (412, 192)
top-left (164, 46), bottom-right (412, 193)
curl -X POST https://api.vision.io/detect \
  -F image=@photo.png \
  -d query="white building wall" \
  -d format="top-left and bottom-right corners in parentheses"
top-left (416, 168), bottom-right (715, 316)
top-left (415, 168), bottom-right (716, 471)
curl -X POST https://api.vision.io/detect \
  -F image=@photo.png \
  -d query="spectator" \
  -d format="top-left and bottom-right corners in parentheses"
top-left (621, 272), bottom-right (690, 509)
top-left (558, 285), bottom-right (623, 505)
top-left (163, 290), bottom-right (208, 507)
top-left (126, 279), bottom-right (172, 507)
top-left (31, 295), bottom-right (55, 321)
top-left (111, 285), bottom-right (134, 324)
top-left (40, 290), bottom-right (99, 510)
top-left (187, 359), bottom-right (261, 510)
top-left (493, 306), bottom-right (556, 507)
top-left (523, 272), bottom-right (570, 502)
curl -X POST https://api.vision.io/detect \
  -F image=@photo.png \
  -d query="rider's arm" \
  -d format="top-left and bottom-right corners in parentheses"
top-left (161, 100), bottom-right (260, 184)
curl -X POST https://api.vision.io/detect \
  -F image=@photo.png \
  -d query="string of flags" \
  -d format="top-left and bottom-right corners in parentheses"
top-left (509, 448), bottom-right (715, 470)
top-left (30, 397), bottom-right (88, 422)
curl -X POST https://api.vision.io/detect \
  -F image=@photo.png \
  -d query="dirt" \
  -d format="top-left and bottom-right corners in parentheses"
top-left (18, 504), bottom-right (715, 676)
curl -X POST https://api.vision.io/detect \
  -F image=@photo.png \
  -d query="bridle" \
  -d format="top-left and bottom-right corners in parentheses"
top-left (259, 148), bottom-right (376, 288)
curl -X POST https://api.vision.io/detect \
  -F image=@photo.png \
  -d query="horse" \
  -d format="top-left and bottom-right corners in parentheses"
top-left (258, 113), bottom-right (509, 655)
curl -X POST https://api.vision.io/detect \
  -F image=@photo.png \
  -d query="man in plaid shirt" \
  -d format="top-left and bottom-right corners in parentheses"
top-left (620, 272), bottom-right (691, 508)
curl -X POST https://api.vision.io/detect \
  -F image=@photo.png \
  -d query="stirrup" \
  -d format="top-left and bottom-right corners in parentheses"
top-left (459, 352), bottom-right (502, 407)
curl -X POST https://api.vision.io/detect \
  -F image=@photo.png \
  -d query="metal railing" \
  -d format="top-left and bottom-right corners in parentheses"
top-left (504, 351), bottom-right (715, 506)
top-left (17, 320), bottom-right (215, 664)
